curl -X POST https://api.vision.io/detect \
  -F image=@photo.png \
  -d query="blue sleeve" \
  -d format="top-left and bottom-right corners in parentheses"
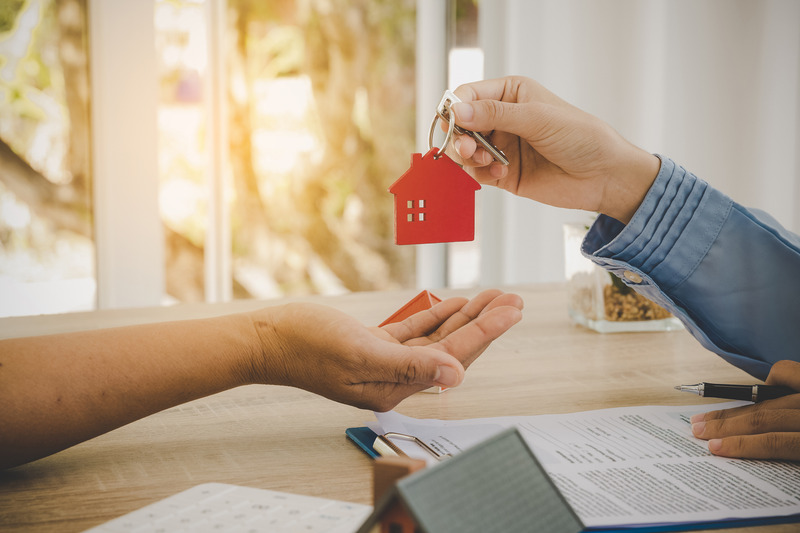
top-left (582, 156), bottom-right (800, 380)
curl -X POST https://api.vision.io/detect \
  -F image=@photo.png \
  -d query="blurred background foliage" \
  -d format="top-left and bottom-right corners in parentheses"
top-left (0, 0), bottom-right (94, 316)
top-left (218, 0), bottom-right (417, 298)
top-left (0, 0), bottom-right (418, 315)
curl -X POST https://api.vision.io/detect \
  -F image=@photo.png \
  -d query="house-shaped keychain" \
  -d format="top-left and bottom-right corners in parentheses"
top-left (378, 290), bottom-right (442, 327)
top-left (389, 148), bottom-right (480, 245)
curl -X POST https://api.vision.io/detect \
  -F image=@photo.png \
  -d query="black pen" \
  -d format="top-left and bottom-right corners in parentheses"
top-left (674, 382), bottom-right (795, 402)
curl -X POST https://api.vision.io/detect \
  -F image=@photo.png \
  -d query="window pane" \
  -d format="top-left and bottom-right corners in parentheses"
top-left (0, 0), bottom-right (95, 317)
top-left (224, 0), bottom-right (416, 298)
top-left (156, 0), bottom-right (417, 303)
top-left (155, 0), bottom-right (209, 303)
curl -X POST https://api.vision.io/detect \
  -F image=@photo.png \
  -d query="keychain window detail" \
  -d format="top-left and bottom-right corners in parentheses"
top-left (403, 200), bottom-right (427, 224)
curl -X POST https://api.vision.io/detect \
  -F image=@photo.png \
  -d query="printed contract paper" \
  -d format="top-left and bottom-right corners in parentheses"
top-left (370, 402), bottom-right (800, 529)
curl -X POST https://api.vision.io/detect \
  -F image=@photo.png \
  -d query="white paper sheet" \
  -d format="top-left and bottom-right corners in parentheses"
top-left (372, 403), bottom-right (800, 529)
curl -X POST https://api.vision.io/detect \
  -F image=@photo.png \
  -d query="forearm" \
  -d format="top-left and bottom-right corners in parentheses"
top-left (0, 312), bottom-right (266, 469)
top-left (599, 144), bottom-right (661, 224)
top-left (584, 157), bottom-right (800, 378)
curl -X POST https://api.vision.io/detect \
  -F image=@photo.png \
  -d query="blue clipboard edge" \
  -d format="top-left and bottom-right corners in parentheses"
top-left (346, 426), bottom-right (379, 459)
top-left (586, 512), bottom-right (800, 532)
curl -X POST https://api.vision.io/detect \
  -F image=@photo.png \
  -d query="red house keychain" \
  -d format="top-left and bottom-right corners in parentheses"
top-left (389, 91), bottom-right (508, 245)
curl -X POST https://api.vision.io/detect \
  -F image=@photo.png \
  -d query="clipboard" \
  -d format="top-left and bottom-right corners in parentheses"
top-left (345, 426), bottom-right (449, 461)
top-left (345, 427), bottom-right (380, 459)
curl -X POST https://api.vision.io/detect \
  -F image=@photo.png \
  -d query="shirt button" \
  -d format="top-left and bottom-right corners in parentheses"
top-left (623, 271), bottom-right (643, 283)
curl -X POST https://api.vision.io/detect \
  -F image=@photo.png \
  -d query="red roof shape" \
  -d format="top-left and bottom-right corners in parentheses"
top-left (389, 148), bottom-right (480, 195)
top-left (378, 290), bottom-right (442, 327)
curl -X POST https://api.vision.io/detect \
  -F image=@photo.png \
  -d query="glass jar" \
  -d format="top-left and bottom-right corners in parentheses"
top-left (563, 223), bottom-right (683, 333)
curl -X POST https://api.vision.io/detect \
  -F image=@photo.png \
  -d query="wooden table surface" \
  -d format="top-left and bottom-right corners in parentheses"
top-left (0, 284), bottom-right (794, 532)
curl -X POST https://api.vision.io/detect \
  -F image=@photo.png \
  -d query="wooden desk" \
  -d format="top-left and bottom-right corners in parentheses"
top-left (0, 284), bottom-right (792, 532)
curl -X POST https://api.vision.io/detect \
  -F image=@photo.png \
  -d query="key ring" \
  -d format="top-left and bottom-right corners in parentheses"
top-left (428, 102), bottom-right (456, 159)
top-left (427, 90), bottom-right (509, 165)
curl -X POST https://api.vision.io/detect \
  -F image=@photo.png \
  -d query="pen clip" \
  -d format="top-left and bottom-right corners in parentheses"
top-left (379, 432), bottom-right (450, 461)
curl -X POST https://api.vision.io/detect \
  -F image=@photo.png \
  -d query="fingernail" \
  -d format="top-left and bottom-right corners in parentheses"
top-left (435, 365), bottom-right (460, 387)
top-left (691, 421), bottom-right (705, 437)
top-left (489, 163), bottom-right (507, 179)
top-left (454, 137), bottom-right (462, 155)
top-left (452, 102), bottom-right (473, 122)
top-left (690, 413), bottom-right (705, 423)
top-left (708, 439), bottom-right (722, 453)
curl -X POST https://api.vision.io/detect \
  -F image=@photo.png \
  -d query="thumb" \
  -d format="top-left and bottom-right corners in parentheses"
top-left (452, 100), bottom-right (545, 141)
top-left (765, 360), bottom-right (800, 390)
top-left (389, 347), bottom-right (464, 388)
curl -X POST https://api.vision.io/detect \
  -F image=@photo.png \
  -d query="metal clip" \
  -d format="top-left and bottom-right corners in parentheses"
top-left (428, 90), bottom-right (509, 165)
top-left (378, 432), bottom-right (451, 461)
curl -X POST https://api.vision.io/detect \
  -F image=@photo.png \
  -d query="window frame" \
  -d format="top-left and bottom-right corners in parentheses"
top-left (89, 0), bottom-right (163, 309)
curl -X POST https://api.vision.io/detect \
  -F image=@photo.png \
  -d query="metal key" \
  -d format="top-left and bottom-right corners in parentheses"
top-left (436, 90), bottom-right (509, 165)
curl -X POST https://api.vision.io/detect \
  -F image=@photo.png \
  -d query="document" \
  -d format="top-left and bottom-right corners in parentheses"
top-left (369, 402), bottom-right (800, 529)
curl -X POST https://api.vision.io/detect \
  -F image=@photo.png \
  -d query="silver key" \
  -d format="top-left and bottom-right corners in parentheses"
top-left (436, 90), bottom-right (509, 165)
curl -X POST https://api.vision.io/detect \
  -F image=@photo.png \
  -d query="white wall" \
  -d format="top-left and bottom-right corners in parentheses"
top-left (477, 0), bottom-right (800, 285)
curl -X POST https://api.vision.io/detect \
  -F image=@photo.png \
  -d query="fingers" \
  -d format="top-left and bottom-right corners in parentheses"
top-left (452, 76), bottom-right (559, 108)
top-left (450, 75), bottom-right (569, 144)
top-left (380, 345), bottom-right (464, 389)
top-left (348, 353), bottom-right (462, 413)
top-left (453, 135), bottom-right (492, 167)
top-left (361, 290), bottom-right (523, 411)
top-left (453, 77), bottom-right (518, 104)
top-left (362, 344), bottom-right (469, 411)
top-left (334, 333), bottom-right (467, 412)
top-left (450, 136), bottom-right (510, 183)
top-left (380, 290), bottom-right (523, 345)
top-left (706, 433), bottom-right (800, 461)
top-left (765, 360), bottom-right (800, 390)
top-left (450, 100), bottom-right (537, 141)
top-left (481, 291), bottom-right (525, 313)
top-left (380, 297), bottom-right (469, 344)
top-left (696, 392), bottom-right (800, 424)
top-left (357, 350), bottom-right (466, 411)
top-left (411, 290), bottom-right (523, 346)
top-left (691, 391), bottom-right (800, 460)
top-left (382, 290), bottom-right (523, 368)
top-left (693, 408), bottom-right (800, 439)
top-left (427, 303), bottom-right (523, 369)
top-left (427, 289), bottom-right (504, 341)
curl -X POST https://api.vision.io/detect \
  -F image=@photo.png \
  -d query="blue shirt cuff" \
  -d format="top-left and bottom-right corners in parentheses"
top-left (583, 156), bottom-right (731, 292)
top-left (579, 157), bottom-right (776, 379)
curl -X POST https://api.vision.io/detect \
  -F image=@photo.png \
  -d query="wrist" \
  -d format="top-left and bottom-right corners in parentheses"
top-left (602, 147), bottom-right (660, 224)
top-left (241, 306), bottom-right (294, 386)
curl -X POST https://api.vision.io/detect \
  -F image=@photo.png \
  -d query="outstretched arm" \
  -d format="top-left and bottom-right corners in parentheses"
top-left (0, 289), bottom-right (523, 469)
